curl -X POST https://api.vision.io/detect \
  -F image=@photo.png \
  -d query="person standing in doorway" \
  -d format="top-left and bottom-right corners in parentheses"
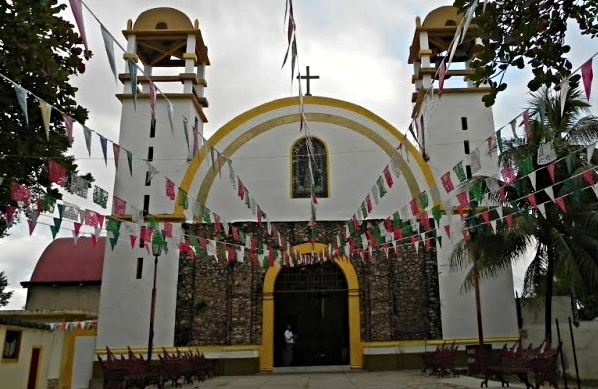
top-left (283, 324), bottom-right (294, 366)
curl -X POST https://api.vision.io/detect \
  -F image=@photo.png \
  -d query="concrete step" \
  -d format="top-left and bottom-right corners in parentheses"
top-left (272, 365), bottom-right (353, 374)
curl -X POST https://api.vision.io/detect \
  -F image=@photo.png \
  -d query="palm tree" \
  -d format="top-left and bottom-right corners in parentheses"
top-left (450, 86), bottom-right (598, 340)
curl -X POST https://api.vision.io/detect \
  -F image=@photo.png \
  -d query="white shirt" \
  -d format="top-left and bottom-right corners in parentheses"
top-left (284, 329), bottom-right (294, 344)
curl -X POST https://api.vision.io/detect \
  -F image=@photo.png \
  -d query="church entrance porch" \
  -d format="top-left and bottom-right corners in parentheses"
top-left (274, 262), bottom-right (349, 367)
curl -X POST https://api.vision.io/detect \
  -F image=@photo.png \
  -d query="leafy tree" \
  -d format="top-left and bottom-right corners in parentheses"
top-left (0, 271), bottom-right (13, 307)
top-left (451, 86), bottom-right (598, 340)
top-left (0, 0), bottom-right (92, 237)
top-left (454, 0), bottom-right (598, 106)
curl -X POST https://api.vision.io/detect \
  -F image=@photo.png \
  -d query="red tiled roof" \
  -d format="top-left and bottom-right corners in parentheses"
top-left (28, 237), bottom-right (105, 283)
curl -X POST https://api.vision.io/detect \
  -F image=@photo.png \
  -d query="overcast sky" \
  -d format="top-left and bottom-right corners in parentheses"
top-left (1, 0), bottom-right (597, 310)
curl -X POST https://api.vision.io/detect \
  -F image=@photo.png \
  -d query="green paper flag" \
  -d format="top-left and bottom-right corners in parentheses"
top-left (93, 186), bottom-right (108, 208)
top-left (43, 194), bottom-right (56, 213)
top-left (147, 215), bottom-right (158, 230)
top-left (178, 188), bottom-right (188, 210)
top-left (470, 183), bottom-right (485, 202)
top-left (436, 235), bottom-right (442, 247)
top-left (109, 234), bottom-right (119, 250)
top-left (50, 225), bottom-right (59, 239)
top-left (453, 161), bottom-right (467, 183)
top-left (392, 212), bottom-right (401, 227)
top-left (418, 191), bottom-right (429, 209)
top-left (106, 217), bottom-right (121, 234)
top-left (57, 203), bottom-right (65, 219)
top-left (202, 206), bottom-right (212, 224)
top-left (361, 202), bottom-right (368, 218)
top-left (518, 155), bottom-right (534, 176)
top-left (376, 177), bottom-right (387, 197)
top-left (402, 223), bottom-right (412, 236)
top-left (432, 205), bottom-right (442, 222)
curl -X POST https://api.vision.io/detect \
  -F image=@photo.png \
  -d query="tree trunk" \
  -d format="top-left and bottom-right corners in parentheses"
top-left (545, 247), bottom-right (555, 340)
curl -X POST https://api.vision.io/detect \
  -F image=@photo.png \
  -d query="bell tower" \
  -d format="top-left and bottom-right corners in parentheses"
top-left (97, 7), bottom-right (209, 352)
top-left (408, 6), bottom-right (518, 340)
top-left (408, 5), bottom-right (495, 178)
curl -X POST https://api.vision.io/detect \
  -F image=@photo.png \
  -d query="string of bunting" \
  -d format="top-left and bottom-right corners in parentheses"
top-left (1, 0), bottom-right (296, 258)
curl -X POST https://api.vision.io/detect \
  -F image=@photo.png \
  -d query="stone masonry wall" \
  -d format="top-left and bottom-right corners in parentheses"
top-left (174, 221), bottom-right (441, 346)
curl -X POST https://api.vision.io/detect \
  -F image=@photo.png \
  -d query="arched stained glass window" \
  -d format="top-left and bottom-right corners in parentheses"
top-left (292, 137), bottom-right (328, 198)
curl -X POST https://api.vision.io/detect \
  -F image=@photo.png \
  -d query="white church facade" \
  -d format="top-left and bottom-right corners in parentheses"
top-left (94, 4), bottom-right (518, 376)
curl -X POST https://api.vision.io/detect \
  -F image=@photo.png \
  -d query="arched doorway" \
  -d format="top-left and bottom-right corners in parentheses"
top-left (273, 262), bottom-right (349, 366)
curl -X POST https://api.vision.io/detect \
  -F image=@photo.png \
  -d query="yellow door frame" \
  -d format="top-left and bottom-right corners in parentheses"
top-left (259, 243), bottom-right (362, 371)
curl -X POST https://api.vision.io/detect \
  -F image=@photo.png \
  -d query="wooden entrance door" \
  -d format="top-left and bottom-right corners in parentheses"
top-left (27, 348), bottom-right (40, 389)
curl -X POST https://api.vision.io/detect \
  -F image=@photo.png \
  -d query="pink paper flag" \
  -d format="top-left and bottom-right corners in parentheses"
top-left (163, 222), bottom-right (173, 238)
top-left (582, 59), bottom-right (593, 100)
top-left (481, 211), bottom-right (490, 224)
top-left (62, 114), bottom-right (74, 144)
top-left (461, 229), bottom-right (469, 240)
top-left (69, 0), bottom-right (88, 50)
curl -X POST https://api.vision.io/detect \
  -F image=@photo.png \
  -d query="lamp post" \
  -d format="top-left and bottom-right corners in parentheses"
top-left (147, 232), bottom-right (163, 363)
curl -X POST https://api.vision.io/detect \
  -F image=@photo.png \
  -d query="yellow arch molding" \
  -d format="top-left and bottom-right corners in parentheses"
top-left (260, 243), bottom-right (362, 371)
top-left (175, 96), bottom-right (440, 215)
top-left (194, 113), bottom-right (423, 207)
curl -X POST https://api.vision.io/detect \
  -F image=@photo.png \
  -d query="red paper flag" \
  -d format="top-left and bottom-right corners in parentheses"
top-left (582, 59), bottom-right (593, 100)
top-left (461, 229), bottom-right (469, 240)
top-left (238, 179), bottom-right (244, 199)
top-left (409, 198), bottom-right (419, 216)
top-left (527, 193), bottom-right (537, 208)
top-left (481, 211), bottom-right (490, 224)
top-left (257, 205), bottom-right (262, 225)
top-left (441, 172), bottom-right (454, 193)
top-left (505, 214), bottom-right (513, 228)
top-left (11, 182), bottom-right (31, 203)
top-left (165, 178), bottom-right (176, 200)
top-left (547, 163), bottom-right (556, 183)
top-left (5, 206), bottom-right (17, 225)
top-left (556, 196), bottom-right (567, 213)
top-left (130, 235), bottom-right (137, 248)
top-left (365, 195), bottom-right (373, 212)
top-left (48, 159), bottom-right (67, 187)
top-left (213, 214), bottom-right (221, 232)
top-left (163, 222), bottom-right (173, 238)
top-left (73, 222), bottom-right (81, 236)
top-left (84, 209), bottom-right (99, 227)
top-left (582, 170), bottom-right (595, 186)
top-left (383, 166), bottom-right (394, 188)
top-left (456, 191), bottom-right (469, 207)
top-left (112, 197), bottom-right (127, 216)
top-left (444, 224), bottom-right (451, 238)
top-left (498, 186), bottom-right (507, 202)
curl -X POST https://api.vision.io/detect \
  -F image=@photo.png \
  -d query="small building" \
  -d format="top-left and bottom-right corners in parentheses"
top-left (0, 237), bottom-right (104, 389)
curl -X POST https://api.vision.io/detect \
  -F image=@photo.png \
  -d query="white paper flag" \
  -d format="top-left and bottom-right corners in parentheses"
top-left (101, 25), bottom-right (117, 82)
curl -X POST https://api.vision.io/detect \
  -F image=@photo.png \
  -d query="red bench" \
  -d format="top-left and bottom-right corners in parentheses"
top-left (421, 341), bottom-right (459, 377)
top-left (482, 339), bottom-right (561, 389)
